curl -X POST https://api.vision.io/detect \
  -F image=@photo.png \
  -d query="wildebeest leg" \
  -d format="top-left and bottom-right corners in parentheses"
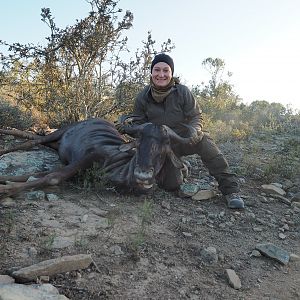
top-left (0, 127), bottom-right (67, 156)
top-left (0, 128), bottom-right (39, 140)
top-left (0, 170), bottom-right (56, 183)
top-left (156, 157), bottom-right (184, 191)
top-left (0, 154), bottom-right (101, 197)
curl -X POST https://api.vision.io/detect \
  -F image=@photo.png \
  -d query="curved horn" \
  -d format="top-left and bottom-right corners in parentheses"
top-left (118, 114), bottom-right (153, 136)
top-left (118, 114), bottom-right (144, 125)
top-left (163, 125), bottom-right (203, 144)
top-left (123, 122), bottom-right (152, 135)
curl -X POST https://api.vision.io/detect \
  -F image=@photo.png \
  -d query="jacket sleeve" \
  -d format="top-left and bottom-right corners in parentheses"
top-left (182, 86), bottom-right (203, 133)
top-left (133, 87), bottom-right (149, 125)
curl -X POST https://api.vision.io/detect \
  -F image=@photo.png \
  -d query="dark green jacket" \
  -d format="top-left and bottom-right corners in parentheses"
top-left (133, 83), bottom-right (203, 137)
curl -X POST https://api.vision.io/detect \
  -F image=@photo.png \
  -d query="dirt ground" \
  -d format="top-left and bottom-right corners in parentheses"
top-left (0, 134), bottom-right (300, 300)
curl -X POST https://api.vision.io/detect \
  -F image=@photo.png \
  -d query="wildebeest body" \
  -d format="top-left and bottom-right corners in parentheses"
top-left (0, 117), bottom-right (195, 196)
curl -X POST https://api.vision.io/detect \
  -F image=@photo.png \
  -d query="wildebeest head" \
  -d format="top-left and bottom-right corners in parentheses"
top-left (119, 121), bottom-right (197, 190)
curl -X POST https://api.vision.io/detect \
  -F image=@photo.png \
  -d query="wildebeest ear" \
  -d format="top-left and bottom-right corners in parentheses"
top-left (119, 141), bottom-right (137, 152)
top-left (166, 146), bottom-right (185, 169)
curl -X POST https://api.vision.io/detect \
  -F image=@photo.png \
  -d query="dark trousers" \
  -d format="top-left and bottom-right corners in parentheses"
top-left (157, 134), bottom-right (240, 195)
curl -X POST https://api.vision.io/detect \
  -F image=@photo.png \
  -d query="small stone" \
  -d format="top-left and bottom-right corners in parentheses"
top-left (81, 214), bottom-right (89, 223)
top-left (282, 224), bottom-right (289, 231)
top-left (292, 202), bottom-right (300, 208)
top-left (250, 250), bottom-right (262, 257)
top-left (28, 247), bottom-right (38, 258)
top-left (25, 190), bottom-right (46, 201)
top-left (27, 176), bottom-right (38, 182)
top-left (192, 189), bottom-right (217, 201)
top-left (161, 200), bottom-right (171, 210)
top-left (259, 196), bottom-right (268, 203)
top-left (39, 275), bottom-right (50, 282)
top-left (179, 183), bottom-right (199, 197)
top-left (0, 274), bottom-right (15, 284)
top-left (182, 232), bottom-right (192, 237)
top-left (255, 243), bottom-right (290, 265)
top-left (12, 254), bottom-right (93, 283)
top-left (200, 247), bottom-right (218, 265)
top-left (278, 233), bottom-right (286, 239)
top-left (0, 283), bottom-right (69, 299)
top-left (245, 212), bottom-right (256, 219)
top-left (0, 197), bottom-right (16, 207)
top-left (46, 193), bottom-right (60, 201)
top-left (225, 269), bottom-right (242, 289)
top-left (89, 207), bottom-right (108, 217)
top-left (293, 206), bottom-right (300, 213)
top-left (271, 182), bottom-right (283, 188)
top-left (291, 192), bottom-right (300, 202)
top-left (253, 227), bottom-right (263, 232)
top-left (196, 215), bottom-right (207, 225)
top-left (109, 245), bottom-right (124, 256)
top-left (289, 253), bottom-right (300, 262)
top-left (219, 211), bottom-right (225, 218)
top-left (261, 184), bottom-right (286, 196)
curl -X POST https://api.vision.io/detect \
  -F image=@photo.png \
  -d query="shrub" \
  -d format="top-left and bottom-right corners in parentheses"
top-left (0, 99), bottom-right (34, 129)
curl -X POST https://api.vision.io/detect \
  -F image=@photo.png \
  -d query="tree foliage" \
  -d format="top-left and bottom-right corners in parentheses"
top-left (192, 57), bottom-right (241, 120)
top-left (0, 0), bottom-right (173, 126)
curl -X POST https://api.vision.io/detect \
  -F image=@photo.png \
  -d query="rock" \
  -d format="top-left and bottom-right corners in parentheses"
top-left (293, 206), bottom-right (300, 213)
top-left (12, 254), bottom-right (93, 283)
top-left (0, 150), bottom-right (62, 177)
top-left (261, 184), bottom-right (286, 196)
top-left (182, 232), bottom-right (192, 237)
top-left (109, 245), bottom-right (124, 255)
top-left (25, 191), bottom-right (46, 201)
top-left (27, 176), bottom-right (39, 182)
top-left (253, 227), bottom-right (263, 232)
top-left (255, 243), bottom-right (290, 265)
top-left (291, 192), bottom-right (300, 202)
top-left (292, 202), bottom-right (300, 209)
top-left (161, 200), bottom-right (171, 210)
top-left (89, 207), bottom-right (108, 217)
top-left (179, 183), bottom-right (199, 197)
top-left (28, 247), bottom-right (38, 258)
top-left (259, 196), bottom-right (268, 203)
top-left (0, 197), bottom-right (16, 207)
top-left (196, 214), bottom-right (207, 225)
top-left (51, 236), bottom-right (74, 249)
top-left (0, 274), bottom-right (15, 284)
top-left (250, 250), bottom-right (262, 257)
top-left (199, 247), bottom-right (218, 265)
top-left (81, 214), bottom-right (89, 223)
top-left (271, 194), bottom-right (291, 205)
top-left (278, 233), bottom-right (286, 240)
top-left (39, 275), bottom-right (50, 282)
top-left (225, 269), bottom-right (242, 289)
top-left (290, 253), bottom-right (300, 262)
top-left (0, 283), bottom-right (69, 300)
top-left (46, 193), bottom-right (60, 201)
top-left (270, 182), bottom-right (283, 188)
top-left (192, 189), bottom-right (217, 201)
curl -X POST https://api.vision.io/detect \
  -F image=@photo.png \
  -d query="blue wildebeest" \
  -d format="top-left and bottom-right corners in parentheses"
top-left (0, 116), bottom-right (199, 197)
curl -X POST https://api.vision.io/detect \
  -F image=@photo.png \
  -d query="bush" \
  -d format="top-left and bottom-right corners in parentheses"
top-left (0, 99), bottom-right (34, 129)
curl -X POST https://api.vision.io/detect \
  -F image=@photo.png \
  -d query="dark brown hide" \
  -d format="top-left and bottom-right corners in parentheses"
top-left (0, 118), bottom-right (188, 197)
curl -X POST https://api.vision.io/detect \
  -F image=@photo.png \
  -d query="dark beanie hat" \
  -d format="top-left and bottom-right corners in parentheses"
top-left (151, 53), bottom-right (174, 75)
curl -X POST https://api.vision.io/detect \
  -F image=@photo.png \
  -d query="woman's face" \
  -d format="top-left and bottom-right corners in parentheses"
top-left (151, 62), bottom-right (172, 87)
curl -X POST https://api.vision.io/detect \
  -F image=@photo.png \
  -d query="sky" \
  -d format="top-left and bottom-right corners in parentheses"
top-left (0, 0), bottom-right (299, 111)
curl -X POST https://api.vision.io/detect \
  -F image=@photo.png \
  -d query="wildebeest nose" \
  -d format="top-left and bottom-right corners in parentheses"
top-left (134, 166), bottom-right (154, 180)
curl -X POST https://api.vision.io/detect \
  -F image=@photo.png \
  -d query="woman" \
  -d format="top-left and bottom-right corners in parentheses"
top-left (132, 53), bottom-right (244, 209)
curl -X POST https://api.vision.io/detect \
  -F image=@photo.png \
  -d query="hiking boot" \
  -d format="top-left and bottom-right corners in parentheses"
top-left (225, 193), bottom-right (245, 209)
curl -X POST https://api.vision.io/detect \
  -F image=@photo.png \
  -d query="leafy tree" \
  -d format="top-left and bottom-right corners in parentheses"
top-left (0, 0), bottom-right (174, 126)
top-left (192, 57), bottom-right (240, 119)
